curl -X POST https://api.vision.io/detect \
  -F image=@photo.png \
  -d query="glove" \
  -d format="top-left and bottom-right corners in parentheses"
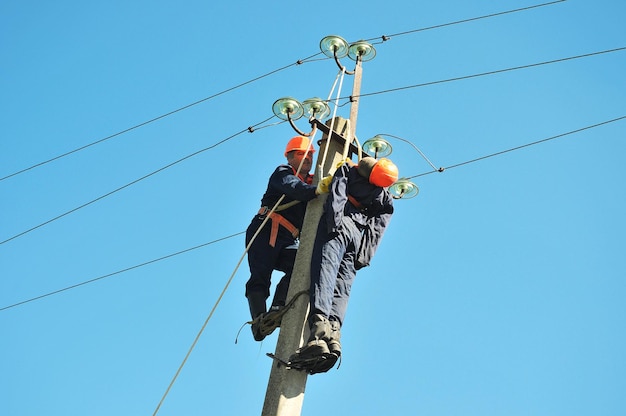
top-left (316, 175), bottom-right (333, 195)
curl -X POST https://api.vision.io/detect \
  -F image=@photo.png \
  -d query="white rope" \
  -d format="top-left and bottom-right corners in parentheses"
top-left (152, 134), bottom-right (317, 416)
top-left (318, 68), bottom-right (347, 176)
top-left (326, 70), bottom-right (342, 103)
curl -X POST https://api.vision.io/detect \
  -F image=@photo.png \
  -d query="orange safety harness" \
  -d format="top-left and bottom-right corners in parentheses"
top-left (257, 167), bottom-right (313, 247)
top-left (258, 206), bottom-right (300, 247)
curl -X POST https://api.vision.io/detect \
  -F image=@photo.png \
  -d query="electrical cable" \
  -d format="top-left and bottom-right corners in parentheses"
top-left (406, 115), bottom-right (626, 179)
top-left (0, 115), bottom-right (280, 246)
top-left (363, 0), bottom-right (568, 43)
top-left (3, 37), bottom-right (619, 294)
top-left (4, 115), bottom-right (623, 310)
top-left (1, 1), bottom-right (569, 183)
top-left (375, 133), bottom-right (440, 172)
top-left (344, 47), bottom-right (626, 102)
top-left (0, 232), bottom-right (245, 312)
top-left (4, 40), bottom-right (621, 302)
top-left (0, 53), bottom-right (323, 183)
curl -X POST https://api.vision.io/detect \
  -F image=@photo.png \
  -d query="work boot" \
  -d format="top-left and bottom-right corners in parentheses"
top-left (327, 319), bottom-right (342, 357)
top-left (302, 313), bottom-right (332, 356)
top-left (288, 314), bottom-right (331, 371)
top-left (307, 319), bottom-right (341, 374)
top-left (247, 292), bottom-right (267, 341)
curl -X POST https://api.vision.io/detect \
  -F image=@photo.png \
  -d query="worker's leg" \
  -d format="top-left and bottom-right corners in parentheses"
top-left (325, 219), bottom-right (359, 360)
top-left (310, 222), bottom-right (348, 318)
top-left (273, 240), bottom-right (298, 307)
top-left (245, 219), bottom-right (281, 340)
top-left (251, 240), bottom-right (297, 341)
top-left (330, 227), bottom-right (358, 325)
top-left (290, 218), bottom-right (353, 373)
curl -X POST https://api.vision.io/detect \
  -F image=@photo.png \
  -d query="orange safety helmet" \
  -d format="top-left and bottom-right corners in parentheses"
top-left (358, 157), bottom-right (399, 187)
top-left (284, 136), bottom-right (315, 157)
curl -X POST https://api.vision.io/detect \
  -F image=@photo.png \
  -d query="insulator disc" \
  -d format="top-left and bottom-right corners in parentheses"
top-left (348, 41), bottom-right (376, 62)
top-left (272, 97), bottom-right (304, 121)
top-left (362, 137), bottom-right (392, 158)
top-left (320, 35), bottom-right (349, 59)
top-left (389, 178), bottom-right (419, 199)
top-left (302, 97), bottom-right (330, 120)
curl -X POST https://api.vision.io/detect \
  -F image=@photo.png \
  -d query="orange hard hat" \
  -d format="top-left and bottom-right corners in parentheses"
top-left (284, 136), bottom-right (315, 157)
top-left (358, 157), bottom-right (398, 187)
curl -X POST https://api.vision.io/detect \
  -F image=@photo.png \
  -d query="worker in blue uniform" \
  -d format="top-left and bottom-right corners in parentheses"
top-left (245, 136), bottom-right (331, 341)
top-left (289, 156), bottom-right (398, 373)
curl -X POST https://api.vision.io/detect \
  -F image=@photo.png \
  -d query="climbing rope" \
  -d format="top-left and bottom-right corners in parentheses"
top-left (234, 289), bottom-right (309, 344)
top-left (152, 134), bottom-right (317, 416)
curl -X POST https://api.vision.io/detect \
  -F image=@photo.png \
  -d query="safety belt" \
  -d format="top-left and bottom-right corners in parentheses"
top-left (258, 203), bottom-right (301, 247)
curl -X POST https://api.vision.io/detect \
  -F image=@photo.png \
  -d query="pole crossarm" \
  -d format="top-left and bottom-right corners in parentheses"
top-left (312, 118), bottom-right (374, 162)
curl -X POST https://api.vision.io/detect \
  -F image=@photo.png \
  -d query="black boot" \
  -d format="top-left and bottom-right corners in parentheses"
top-left (307, 319), bottom-right (341, 374)
top-left (247, 292), bottom-right (267, 341)
top-left (288, 314), bottom-right (331, 372)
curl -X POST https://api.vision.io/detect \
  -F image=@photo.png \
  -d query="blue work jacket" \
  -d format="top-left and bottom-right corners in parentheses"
top-left (258, 164), bottom-right (317, 230)
top-left (324, 164), bottom-right (394, 269)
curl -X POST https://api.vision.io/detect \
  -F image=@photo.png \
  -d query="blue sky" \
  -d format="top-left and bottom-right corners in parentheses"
top-left (2, 1), bottom-right (625, 415)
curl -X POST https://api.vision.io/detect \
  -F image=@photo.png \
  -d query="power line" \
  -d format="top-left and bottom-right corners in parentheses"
top-left (0, 1), bottom-right (592, 305)
top-left (0, 116), bottom-right (277, 246)
top-left (1, 1), bottom-right (569, 183)
top-left (347, 47), bottom-right (626, 101)
top-left (407, 115), bottom-right (626, 179)
top-left (0, 54), bottom-right (322, 182)
top-left (364, 0), bottom-right (568, 43)
top-left (7, 115), bottom-right (623, 312)
top-left (4, 46), bottom-right (622, 246)
top-left (0, 231), bottom-right (245, 312)
top-left (4, 45), bottom-right (622, 247)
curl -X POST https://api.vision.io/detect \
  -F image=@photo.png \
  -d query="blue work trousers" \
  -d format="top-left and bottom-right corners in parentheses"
top-left (245, 217), bottom-right (297, 306)
top-left (310, 215), bottom-right (362, 326)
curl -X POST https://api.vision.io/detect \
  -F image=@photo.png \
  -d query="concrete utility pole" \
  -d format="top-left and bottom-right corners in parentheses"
top-left (262, 51), bottom-right (367, 416)
top-left (347, 57), bottom-right (363, 145)
top-left (260, 118), bottom-right (349, 416)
